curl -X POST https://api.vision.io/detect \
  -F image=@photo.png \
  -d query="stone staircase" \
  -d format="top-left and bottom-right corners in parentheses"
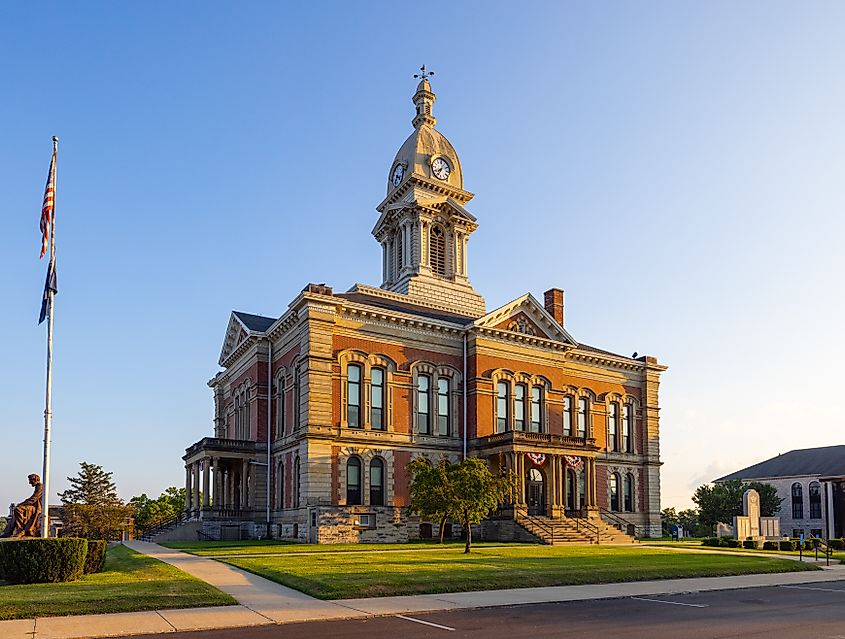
top-left (516, 514), bottom-right (637, 545)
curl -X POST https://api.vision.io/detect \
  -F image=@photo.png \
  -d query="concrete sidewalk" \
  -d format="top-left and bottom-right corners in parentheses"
top-left (2, 542), bottom-right (844, 639)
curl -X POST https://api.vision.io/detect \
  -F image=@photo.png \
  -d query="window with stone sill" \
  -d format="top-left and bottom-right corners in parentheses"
top-left (608, 402), bottom-right (619, 452)
top-left (530, 386), bottom-right (543, 433)
top-left (437, 377), bottom-right (450, 437)
top-left (347, 457), bottom-right (362, 506)
top-left (563, 396), bottom-right (573, 436)
top-left (622, 403), bottom-right (633, 453)
top-left (275, 376), bottom-right (286, 439)
top-left (610, 473), bottom-right (620, 512)
top-left (371, 367), bottom-right (385, 431)
top-left (514, 383), bottom-right (526, 432)
top-left (417, 374), bottom-right (431, 434)
top-left (624, 473), bottom-right (634, 512)
top-left (496, 381), bottom-right (509, 433)
top-left (347, 363), bottom-right (362, 429)
top-left (577, 397), bottom-right (589, 439)
top-left (792, 482), bottom-right (804, 520)
top-left (370, 457), bottom-right (385, 507)
top-left (809, 482), bottom-right (822, 519)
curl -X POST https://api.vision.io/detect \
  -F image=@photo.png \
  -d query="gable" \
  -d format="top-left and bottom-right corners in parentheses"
top-left (474, 294), bottom-right (577, 345)
top-left (218, 312), bottom-right (269, 367)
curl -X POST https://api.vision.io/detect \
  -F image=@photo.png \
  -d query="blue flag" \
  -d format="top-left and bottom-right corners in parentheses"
top-left (38, 259), bottom-right (57, 325)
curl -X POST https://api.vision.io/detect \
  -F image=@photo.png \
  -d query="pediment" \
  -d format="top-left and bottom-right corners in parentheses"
top-left (474, 294), bottom-right (577, 345)
top-left (218, 314), bottom-right (254, 366)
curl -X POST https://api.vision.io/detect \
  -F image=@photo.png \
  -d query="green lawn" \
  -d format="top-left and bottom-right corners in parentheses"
top-left (0, 544), bottom-right (236, 620)
top-left (162, 539), bottom-right (523, 556)
top-left (643, 540), bottom-right (839, 558)
top-left (219, 544), bottom-right (820, 599)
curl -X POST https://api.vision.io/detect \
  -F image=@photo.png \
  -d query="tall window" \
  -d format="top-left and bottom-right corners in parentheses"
top-left (417, 374), bottom-right (431, 434)
top-left (371, 368), bottom-right (384, 430)
top-left (791, 482), bottom-right (804, 519)
top-left (622, 403), bottom-right (633, 452)
top-left (624, 473), bottom-right (634, 512)
top-left (277, 461), bottom-right (284, 509)
top-left (347, 364), bottom-right (362, 428)
top-left (496, 382), bottom-right (509, 433)
top-left (346, 457), bottom-right (362, 505)
top-left (610, 473), bottom-right (620, 511)
top-left (577, 398), bottom-right (588, 438)
top-left (430, 225), bottom-right (446, 276)
top-left (530, 386), bottom-right (542, 433)
top-left (437, 378), bottom-right (450, 436)
top-left (293, 364), bottom-right (301, 430)
top-left (809, 482), bottom-right (822, 519)
top-left (276, 380), bottom-right (286, 439)
top-left (293, 456), bottom-right (300, 508)
top-left (608, 402), bottom-right (619, 452)
top-left (370, 458), bottom-right (385, 506)
top-left (563, 396), bottom-right (573, 436)
top-left (514, 384), bottom-right (526, 431)
top-left (396, 228), bottom-right (404, 270)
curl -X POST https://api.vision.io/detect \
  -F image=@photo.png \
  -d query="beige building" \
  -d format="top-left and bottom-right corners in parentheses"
top-left (169, 76), bottom-right (667, 544)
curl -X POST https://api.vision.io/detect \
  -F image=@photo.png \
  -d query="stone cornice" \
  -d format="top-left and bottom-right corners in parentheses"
top-left (376, 174), bottom-right (474, 213)
top-left (567, 349), bottom-right (658, 373)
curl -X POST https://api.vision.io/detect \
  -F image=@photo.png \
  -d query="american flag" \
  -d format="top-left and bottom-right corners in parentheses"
top-left (40, 150), bottom-right (56, 259)
top-left (564, 455), bottom-right (584, 471)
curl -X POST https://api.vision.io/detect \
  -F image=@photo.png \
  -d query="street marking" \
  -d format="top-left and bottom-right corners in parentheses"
top-left (782, 585), bottom-right (845, 593)
top-left (630, 597), bottom-right (709, 608)
top-left (395, 614), bottom-right (456, 631)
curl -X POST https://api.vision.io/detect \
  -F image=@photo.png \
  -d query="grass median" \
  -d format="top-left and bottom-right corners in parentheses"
top-left (0, 544), bottom-right (235, 620)
top-left (217, 544), bottom-right (820, 599)
top-left (161, 539), bottom-right (521, 556)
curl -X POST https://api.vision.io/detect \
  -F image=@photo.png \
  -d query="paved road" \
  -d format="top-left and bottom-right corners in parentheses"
top-left (135, 580), bottom-right (845, 639)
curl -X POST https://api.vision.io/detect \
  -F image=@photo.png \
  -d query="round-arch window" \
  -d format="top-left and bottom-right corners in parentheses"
top-left (528, 468), bottom-right (543, 482)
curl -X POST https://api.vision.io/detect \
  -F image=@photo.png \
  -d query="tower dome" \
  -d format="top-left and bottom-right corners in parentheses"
top-left (386, 77), bottom-right (464, 195)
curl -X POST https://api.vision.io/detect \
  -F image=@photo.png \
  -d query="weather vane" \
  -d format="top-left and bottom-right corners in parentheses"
top-left (414, 64), bottom-right (434, 81)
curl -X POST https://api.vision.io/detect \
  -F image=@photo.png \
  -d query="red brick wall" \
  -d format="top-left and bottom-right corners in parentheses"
top-left (595, 465), bottom-right (608, 509)
top-left (393, 450), bottom-right (411, 507)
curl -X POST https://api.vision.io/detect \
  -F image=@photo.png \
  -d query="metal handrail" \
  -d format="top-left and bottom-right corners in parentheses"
top-left (521, 514), bottom-right (560, 544)
top-left (599, 507), bottom-right (641, 540)
top-left (574, 516), bottom-right (601, 544)
top-left (137, 513), bottom-right (184, 541)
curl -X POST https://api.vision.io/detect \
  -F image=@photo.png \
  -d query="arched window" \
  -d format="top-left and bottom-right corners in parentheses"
top-left (622, 403), bottom-right (633, 452)
top-left (608, 402), bottom-right (619, 452)
top-left (347, 364), bottom-right (362, 428)
top-left (437, 377), bottom-right (450, 436)
top-left (430, 225), bottom-right (446, 276)
top-left (563, 396), bottom-right (573, 436)
top-left (809, 482), bottom-right (822, 519)
top-left (624, 473), bottom-right (634, 512)
top-left (791, 482), bottom-right (804, 519)
top-left (371, 367), bottom-right (384, 430)
top-left (610, 473), bottom-right (620, 511)
top-left (276, 379), bottom-right (286, 439)
top-left (277, 460), bottom-right (284, 509)
top-left (370, 458), bottom-right (385, 506)
top-left (577, 397), bottom-right (588, 438)
top-left (514, 384), bottom-right (526, 431)
top-left (346, 457), bottom-right (362, 505)
top-left (293, 363), bottom-right (302, 430)
top-left (530, 386), bottom-right (543, 433)
top-left (566, 469), bottom-right (577, 510)
top-left (496, 382), bottom-right (509, 433)
top-left (417, 374), bottom-right (431, 434)
top-left (293, 456), bottom-right (300, 508)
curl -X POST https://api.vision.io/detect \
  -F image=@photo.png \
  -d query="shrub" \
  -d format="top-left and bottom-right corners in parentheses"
top-left (0, 538), bottom-right (87, 584)
top-left (762, 541), bottom-right (779, 550)
top-left (743, 540), bottom-right (758, 549)
top-left (803, 538), bottom-right (819, 551)
top-left (701, 537), bottom-right (720, 546)
top-left (779, 540), bottom-right (797, 551)
top-left (724, 538), bottom-right (742, 548)
top-left (827, 538), bottom-right (845, 551)
top-left (84, 540), bottom-right (107, 574)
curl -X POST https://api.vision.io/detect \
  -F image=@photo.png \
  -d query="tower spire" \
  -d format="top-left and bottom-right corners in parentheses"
top-left (412, 64), bottom-right (436, 129)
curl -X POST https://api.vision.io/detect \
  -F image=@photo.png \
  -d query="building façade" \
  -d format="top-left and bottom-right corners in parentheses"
top-left (177, 77), bottom-right (668, 544)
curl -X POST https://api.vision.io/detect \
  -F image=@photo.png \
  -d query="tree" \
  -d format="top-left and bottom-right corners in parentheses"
top-left (661, 507), bottom-right (678, 536)
top-left (59, 462), bottom-right (121, 506)
top-left (692, 479), bottom-right (784, 530)
top-left (447, 458), bottom-right (516, 553)
top-left (59, 462), bottom-right (131, 539)
top-left (130, 487), bottom-right (186, 531)
top-left (408, 458), bottom-right (452, 543)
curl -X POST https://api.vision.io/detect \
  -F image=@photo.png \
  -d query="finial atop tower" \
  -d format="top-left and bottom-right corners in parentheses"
top-left (412, 64), bottom-right (437, 129)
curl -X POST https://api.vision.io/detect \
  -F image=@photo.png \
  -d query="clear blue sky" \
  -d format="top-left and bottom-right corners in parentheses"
top-left (2, 2), bottom-right (843, 511)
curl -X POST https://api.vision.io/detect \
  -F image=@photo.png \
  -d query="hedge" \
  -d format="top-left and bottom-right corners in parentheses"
top-left (0, 538), bottom-right (87, 584)
top-left (84, 540), bottom-right (107, 574)
top-left (742, 540), bottom-right (758, 549)
top-left (779, 540), bottom-right (797, 551)
top-left (827, 538), bottom-right (844, 550)
top-left (762, 541), bottom-right (779, 550)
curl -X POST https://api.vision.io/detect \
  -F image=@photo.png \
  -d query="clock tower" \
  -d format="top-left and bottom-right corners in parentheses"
top-left (371, 73), bottom-right (486, 317)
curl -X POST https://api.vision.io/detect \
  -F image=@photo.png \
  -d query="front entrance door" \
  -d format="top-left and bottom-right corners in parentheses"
top-left (526, 467), bottom-right (546, 516)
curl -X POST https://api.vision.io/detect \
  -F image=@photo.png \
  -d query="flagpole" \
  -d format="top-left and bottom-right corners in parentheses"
top-left (41, 135), bottom-right (58, 538)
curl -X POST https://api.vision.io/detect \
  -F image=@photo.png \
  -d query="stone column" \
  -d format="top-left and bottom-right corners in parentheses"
top-left (202, 460), bottom-right (211, 508)
top-left (184, 465), bottom-right (192, 515)
top-left (826, 481), bottom-right (836, 540)
top-left (192, 462), bottom-right (201, 515)
top-left (518, 453), bottom-right (525, 505)
top-left (241, 459), bottom-right (250, 510)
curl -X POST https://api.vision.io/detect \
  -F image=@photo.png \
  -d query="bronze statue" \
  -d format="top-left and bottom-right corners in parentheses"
top-left (0, 474), bottom-right (43, 538)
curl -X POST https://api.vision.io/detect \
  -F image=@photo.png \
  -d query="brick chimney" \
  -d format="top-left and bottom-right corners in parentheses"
top-left (544, 288), bottom-right (565, 326)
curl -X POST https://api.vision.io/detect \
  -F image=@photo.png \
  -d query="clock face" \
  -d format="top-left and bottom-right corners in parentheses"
top-left (391, 164), bottom-right (405, 187)
top-left (431, 157), bottom-right (451, 180)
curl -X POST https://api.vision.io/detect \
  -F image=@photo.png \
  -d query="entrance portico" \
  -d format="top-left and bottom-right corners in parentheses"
top-left (182, 437), bottom-right (260, 521)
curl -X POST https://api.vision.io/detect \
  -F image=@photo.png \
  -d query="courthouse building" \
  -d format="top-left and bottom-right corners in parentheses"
top-left (177, 77), bottom-right (667, 543)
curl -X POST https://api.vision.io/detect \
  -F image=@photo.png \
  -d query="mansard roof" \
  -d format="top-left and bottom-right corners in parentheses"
top-left (715, 445), bottom-right (845, 481)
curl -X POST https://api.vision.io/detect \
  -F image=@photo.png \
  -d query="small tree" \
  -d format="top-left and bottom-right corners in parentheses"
top-left (130, 487), bottom-right (186, 531)
top-left (60, 462), bottom-right (131, 539)
top-left (692, 479), bottom-right (784, 531)
top-left (59, 462), bottom-right (122, 506)
top-left (448, 458), bottom-right (516, 553)
top-left (408, 458), bottom-right (452, 543)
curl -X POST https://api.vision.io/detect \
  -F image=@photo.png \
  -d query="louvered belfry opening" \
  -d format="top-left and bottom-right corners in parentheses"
top-left (430, 225), bottom-right (446, 276)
